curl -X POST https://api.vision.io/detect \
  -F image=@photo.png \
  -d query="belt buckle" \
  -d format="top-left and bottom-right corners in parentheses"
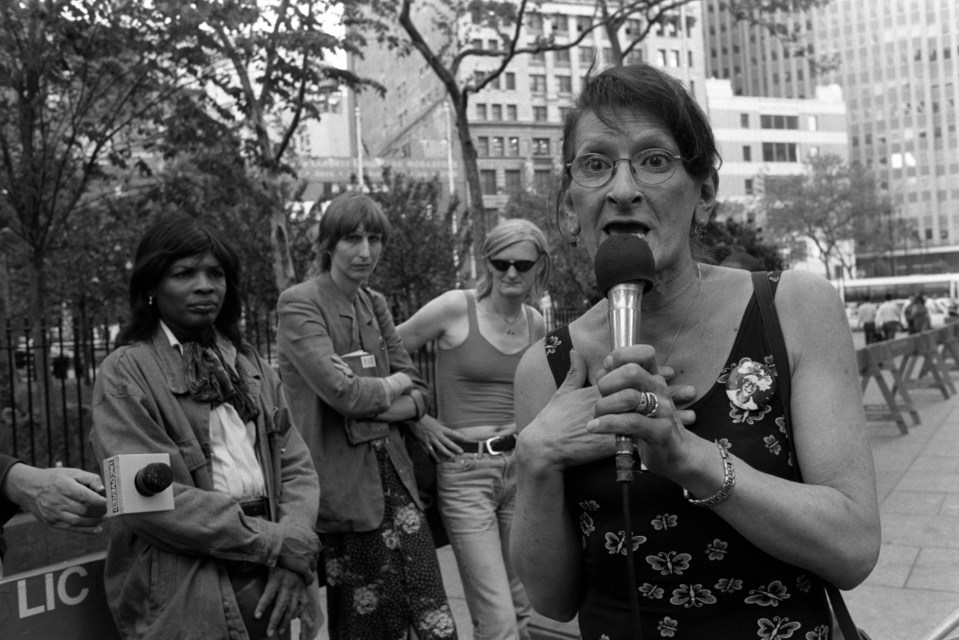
top-left (484, 436), bottom-right (505, 455)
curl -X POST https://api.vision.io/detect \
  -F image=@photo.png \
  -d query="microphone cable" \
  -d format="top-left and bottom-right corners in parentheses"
top-left (622, 479), bottom-right (644, 640)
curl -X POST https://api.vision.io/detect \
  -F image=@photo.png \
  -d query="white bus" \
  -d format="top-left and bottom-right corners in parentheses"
top-left (833, 273), bottom-right (959, 303)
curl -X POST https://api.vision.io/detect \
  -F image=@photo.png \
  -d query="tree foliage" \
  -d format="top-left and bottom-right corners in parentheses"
top-left (367, 174), bottom-right (461, 320)
top-left (761, 154), bottom-right (893, 279)
top-left (703, 201), bottom-right (785, 272)
top-left (0, 0), bottom-right (178, 325)
top-left (152, 0), bottom-right (380, 293)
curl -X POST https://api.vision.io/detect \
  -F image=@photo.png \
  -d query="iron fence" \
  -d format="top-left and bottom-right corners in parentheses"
top-left (1, 304), bottom-right (585, 472)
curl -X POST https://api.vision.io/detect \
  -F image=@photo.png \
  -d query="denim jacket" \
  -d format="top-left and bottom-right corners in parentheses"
top-left (91, 329), bottom-right (319, 640)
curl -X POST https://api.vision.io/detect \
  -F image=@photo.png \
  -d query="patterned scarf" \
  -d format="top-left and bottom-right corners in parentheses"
top-left (181, 334), bottom-right (260, 425)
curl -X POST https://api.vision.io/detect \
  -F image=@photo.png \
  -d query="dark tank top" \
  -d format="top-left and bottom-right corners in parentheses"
top-left (543, 273), bottom-right (832, 640)
top-left (435, 291), bottom-right (533, 428)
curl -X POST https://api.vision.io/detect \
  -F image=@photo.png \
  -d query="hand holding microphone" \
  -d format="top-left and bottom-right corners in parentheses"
top-left (594, 235), bottom-right (656, 483)
top-left (102, 453), bottom-right (175, 516)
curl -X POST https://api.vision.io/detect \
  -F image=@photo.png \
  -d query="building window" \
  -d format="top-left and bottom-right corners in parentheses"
top-left (491, 104), bottom-right (503, 120)
top-left (552, 14), bottom-right (568, 34)
top-left (508, 136), bottom-right (520, 156)
top-left (489, 75), bottom-right (500, 90)
top-left (559, 106), bottom-right (571, 121)
top-left (480, 169), bottom-right (497, 194)
top-left (625, 19), bottom-right (641, 35)
top-left (530, 50), bottom-right (546, 65)
top-left (530, 75), bottom-right (547, 93)
top-left (471, 38), bottom-right (483, 50)
top-left (505, 73), bottom-right (516, 90)
top-left (579, 46), bottom-right (595, 65)
top-left (491, 137), bottom-right (504, 157)
top-left (506, 104), bottom-right (518, 121)
top-left (557, 75), bottom-right (572, 94)
top-left (476, 104), bottom-right (487, 120)
top-left (670, 50), bottom-right (680, 67)
top-left (762, 142), bottom-right (799, 162)
top-left (745, 179), bottom-right (754, 195)
top-left (476, 136), bottom-right (489, 156)
top-left (576, 15), bottom-right (591, 32)
top-left (534, 169), bottom-right (552, 193)
top-left (532, 137), bottom-right (551, 155)
top-left (527, 12), bottom-right (544, 32)
top-left (740, 113), bottom-right (750, 127)
top-left (657, 49), bottom-right (667, 66)
top-left (807, 115), bottom-right (818, 131)
top-left (554, 49), bottom-right (571, 67)
top-left (742, 145), bottom-right (752, 162)
top-left (533, 106), bottom-right (548, 122)
top-left (487, 39), bottom-right (498, 51)
top-left (760, 114), bottom-right (799, 129)
top-left (505, 169), bottom-right (522, 192)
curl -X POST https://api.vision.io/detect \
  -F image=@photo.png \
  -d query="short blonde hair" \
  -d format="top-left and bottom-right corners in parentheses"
top-left (476, 218), bottom-right (551, 303)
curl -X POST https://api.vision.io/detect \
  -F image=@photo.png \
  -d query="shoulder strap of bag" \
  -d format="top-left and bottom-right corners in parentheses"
top-left (751, 271), bottom-right (863, 640)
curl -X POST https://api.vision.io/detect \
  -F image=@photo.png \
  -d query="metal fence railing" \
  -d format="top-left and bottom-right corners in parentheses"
top-left (1, 305), bottom-right (588, 472)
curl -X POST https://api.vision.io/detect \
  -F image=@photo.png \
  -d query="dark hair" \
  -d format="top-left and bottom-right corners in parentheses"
top-left (316, 192), bottom-right (392, 272)
top-left (118, 215), bottom-right (245, 349)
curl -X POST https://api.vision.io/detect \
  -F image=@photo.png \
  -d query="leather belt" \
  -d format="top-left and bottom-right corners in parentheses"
top-left (451, 434), bottom-right (517, 456)
top-left (239, 497), bottom-right (269, 518)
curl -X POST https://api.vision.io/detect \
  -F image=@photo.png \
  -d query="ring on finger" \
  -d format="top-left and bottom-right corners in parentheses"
top-left (634, 391), bottom-right (659, 417)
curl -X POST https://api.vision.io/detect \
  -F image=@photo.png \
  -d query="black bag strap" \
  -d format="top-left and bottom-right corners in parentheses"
top-left (751, 271), bottom-right (863, 640)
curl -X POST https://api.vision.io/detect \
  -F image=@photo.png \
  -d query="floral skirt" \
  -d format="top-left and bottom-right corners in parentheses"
top-left (320, 441), bottom-right (458, 640)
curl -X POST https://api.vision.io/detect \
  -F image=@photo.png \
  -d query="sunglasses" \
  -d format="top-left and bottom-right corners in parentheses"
top-left (489, 257), bottom-right (540, 273)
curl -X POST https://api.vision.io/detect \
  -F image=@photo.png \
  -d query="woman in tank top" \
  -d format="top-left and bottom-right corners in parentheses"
top-left (508, 64), bottom-right (880, 640)
top-left (398, 219), bottom-right (550, 640)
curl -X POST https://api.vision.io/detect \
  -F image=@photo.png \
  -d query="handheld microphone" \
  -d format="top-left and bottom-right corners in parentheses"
top-left (103, 453), bottom-right (175, 517)
top-left (594, 234), bottom-right (656, 483)
top-left (134, 462), bottom-right (174, 497)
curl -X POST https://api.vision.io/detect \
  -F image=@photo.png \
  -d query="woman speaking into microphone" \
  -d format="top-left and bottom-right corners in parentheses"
top-left (509, 64), bottom-right (879, 639)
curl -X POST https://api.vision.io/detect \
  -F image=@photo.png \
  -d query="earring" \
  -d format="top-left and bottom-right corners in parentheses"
top-left (568, 237), bottom-right (579, 248)
top-left (148, 294), bottom-right (154, 306)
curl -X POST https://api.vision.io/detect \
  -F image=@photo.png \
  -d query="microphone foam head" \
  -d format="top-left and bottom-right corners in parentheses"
top-left (135, 462), bottom-right (174, 497)
top-left (594, 234), bottom-right (656, 295)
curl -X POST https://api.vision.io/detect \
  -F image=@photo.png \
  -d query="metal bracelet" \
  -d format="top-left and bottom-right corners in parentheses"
top-left (683, 441), bottom-right (736, 507)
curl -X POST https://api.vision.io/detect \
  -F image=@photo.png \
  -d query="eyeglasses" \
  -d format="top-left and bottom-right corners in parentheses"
top-left (566, 148), bottom-right (684, 188)
top-left (489, 257), bottom-right (540, 273)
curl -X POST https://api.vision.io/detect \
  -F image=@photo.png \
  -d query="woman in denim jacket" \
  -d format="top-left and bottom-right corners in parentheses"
top-left (92, 216), bottom-right (321, 640)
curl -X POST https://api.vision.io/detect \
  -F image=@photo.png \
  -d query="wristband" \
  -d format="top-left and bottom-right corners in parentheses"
top-left (683, 441), bottom-right (736, 507)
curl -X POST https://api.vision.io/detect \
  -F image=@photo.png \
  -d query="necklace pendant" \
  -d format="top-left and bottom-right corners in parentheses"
top-left (506, 327), bottom-right (515, 335)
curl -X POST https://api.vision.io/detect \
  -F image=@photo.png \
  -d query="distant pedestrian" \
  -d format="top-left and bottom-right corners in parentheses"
top-left (876, 294), bottom-right (901, 341)
top-left (858, 297), bottom-right (878, 344)
top-left (905, 294), bottom-right (931, 334)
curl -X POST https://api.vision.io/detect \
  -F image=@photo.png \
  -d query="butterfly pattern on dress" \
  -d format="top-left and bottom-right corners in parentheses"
top-left (554, 273), bottom-right (831, 639)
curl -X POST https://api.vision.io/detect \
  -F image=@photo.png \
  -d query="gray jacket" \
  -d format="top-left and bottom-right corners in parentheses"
top-left (92, 329), bottom-right (319, 640)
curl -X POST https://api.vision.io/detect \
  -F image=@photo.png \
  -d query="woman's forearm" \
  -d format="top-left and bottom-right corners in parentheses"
top-left (510, 444), bottom-right (583, 621)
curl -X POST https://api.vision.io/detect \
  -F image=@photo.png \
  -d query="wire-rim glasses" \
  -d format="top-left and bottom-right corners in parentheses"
top-left (566, 148), bottom-right (685, 188)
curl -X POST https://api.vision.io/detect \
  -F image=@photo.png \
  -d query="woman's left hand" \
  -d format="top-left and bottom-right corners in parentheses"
top-left (256, 566), bottom-right (308, 637)
top-left (587, 345), bottom-right (699, 478)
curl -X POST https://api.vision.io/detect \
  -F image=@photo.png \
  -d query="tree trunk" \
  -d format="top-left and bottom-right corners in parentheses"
top-left (263, 173), bottom-right (296, 294)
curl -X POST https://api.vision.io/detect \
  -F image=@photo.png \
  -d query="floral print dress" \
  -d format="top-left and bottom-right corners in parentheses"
top-left (543, 274), bottom-right (834, 640)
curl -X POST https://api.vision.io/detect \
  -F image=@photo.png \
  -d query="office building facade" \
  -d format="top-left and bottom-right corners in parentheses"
top-left (706, 0), bottom-right (959, 275)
